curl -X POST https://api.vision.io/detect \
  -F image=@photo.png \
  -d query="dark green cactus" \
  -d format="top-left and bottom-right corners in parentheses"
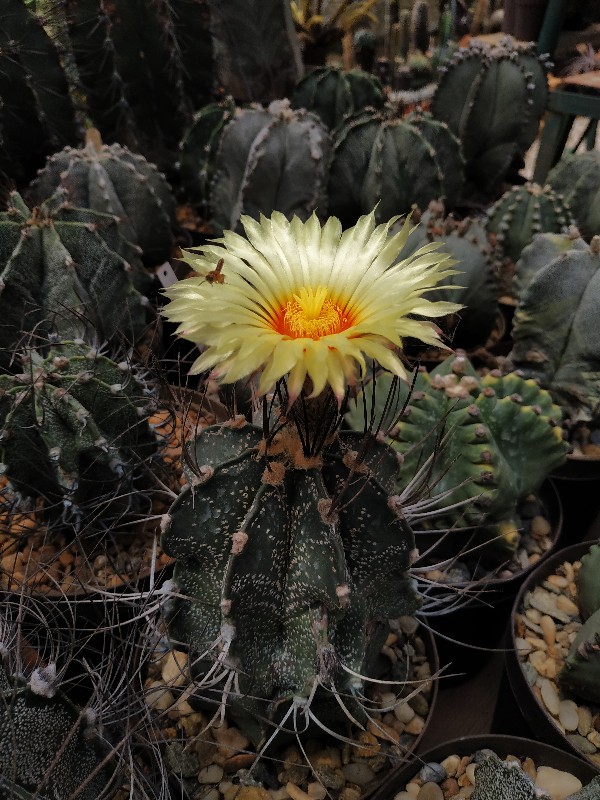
top-left (0, 661), bottom-right (115, 800)
top-left (328, 109), bottom-right (464, 226)
top-left (509, 236), bottom-right (600, 426)
top-left (28, 129), bottom-right (176, 267)
top-left (0, 0), bottom-right (78, 184)
top-left (353, 28), bottom-right (377, 73)
top-left (210, 100), bottom-right (333, 235)
top-left (346, 354), bottom-right (567, 559)
top-left (558, 607), bottom-right (600, 704)
top-left (161, 417), bottom-right (421, 744)
top-left (576, 542), bottom-right (600, 622)
top-left (513, 229), bottom-right (586, 300)
top-left (0, 192), bottom-right (150, 357)
top-left (431, 37), bottom-right (548, 194)
top-left (0, 340), bottom-right (156, 522)
top-left (471, 753), bottom-right (542, 800)
top-left (178, 98), bottom-right (237, 211)
top-left (411, 0), bottom-right (430, 53)
top-left (546, 150), bottom-right (600, 242)
top-left (291, 66), bottom-right (385, 131)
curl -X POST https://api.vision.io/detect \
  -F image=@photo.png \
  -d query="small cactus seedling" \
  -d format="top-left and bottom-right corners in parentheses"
top-left (547, 150), bottom-right (600, 242)
top-left (291, 65), bottom-right (385, 131)
top-left (576, 542), bottom-right (600, 621)
top-left (210, 99), bottom-right (333, 235)
top-left (558, 606), bottom-right (600, 704)
top-left (29, 129), bottom-right (176, 267)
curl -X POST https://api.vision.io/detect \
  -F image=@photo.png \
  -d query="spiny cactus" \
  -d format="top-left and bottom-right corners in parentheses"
top-left (471, 753), bottom-right (544, 800)
top-left (546, 150), bottom-right (600, 242)
top-left (28, 129), bottom-right (176, 267)
top-left (558, 606), bottom-right (600, 704)
top-left (0, 192), bottom-right (150, 357)
top-left (0, 0), bottom-right (78, 184)
top-left (161, 416), bottom-right (421, 744)
top-left (565, 776), bottom-right (600, 799)
top-left (353, 28), bottom-right (377, 72)
top-left (0, 340), bottom-right (156, 524)
top-left (328, 109), bottom-right (464, 227)
top-left (210, 99), bottom-right (333, 235)
top-left (431, 37), bottom-right (548, 194)
top-left (346, 354), bottom-right (567, 559)
top-left (513, 229), bottom-right (586, 300)
top-left (411, 0), bottom-right (430, 53)
top-left (291, 65), bottom-right (385, 131)
top-left (0, 660), bottom-right (115, 800)
top-left (576, 543), bottom-right (600, 622)
top-left (509, 236), bottom-right (600, 426)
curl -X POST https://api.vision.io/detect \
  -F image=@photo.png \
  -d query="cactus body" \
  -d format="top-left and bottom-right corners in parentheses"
top-left (291, 66), bottom-right (385, 131)
top-left (353, 29), bottom-right (377, 73)
top-left (0, 192), bottom-right (149, 355)
top-left (411, 0), bottom-right (430, 53)
top-left (328, 109), bottom-right (464, 226)
top-left (29, 132), bottom-right (176, 267)
top-left (564, 777), bottom-right (600, 799)
top-left (210, 100), bottom-right (333, 235)
top-left (577, 543), bottom-right (600, 621)
top-left (161, 421), bottom-right (420, 743)
top-left (513, 230), bottom-right (587, 300)
top-left (510, 236), bottom-right (600, 425)
top-left (472, 753), bottom-right (540, 800)
top-left (547, 150), bottom-right (600, 242)
top-left (558, 607), bottom-right (600, 704)
top-left (0, 340), bottom-right (156, 520)
top-left (431, 38), bottom-right (548, 193)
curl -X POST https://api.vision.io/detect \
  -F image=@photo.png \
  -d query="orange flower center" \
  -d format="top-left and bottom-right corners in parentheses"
top-left (276, 286), bottom-right (353, 339)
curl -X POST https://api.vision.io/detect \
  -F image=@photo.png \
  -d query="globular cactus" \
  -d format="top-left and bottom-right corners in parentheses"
top-left (291, 65), bottom-right (385, 131)
top-left (395, 52), bottom-right (435, 91)
top-left (161, 418), bottom-right (421, 744)
top-left (576, 542), bottom-right (600, 621)
top-left (210, 99), bottom-right (333, 235)
top-left (353, 28), bottom-right (378, 73)
top-left (558, 607), bottom-right (600, 704)
top-left (564, 777), bottom-right (600, 800)
top-left (346, 354), bottom-right (567, 559)
top-left (0, 660), bottom-right (115, 800)
top-left (513, 229), bottom-right (586, 300)
top-left (471, 753), bottom-right (543, 800)
top-left (411, 0), bottom-right (430, 53)
top-left (28, 129), bottom-right (176, 267)
top-left (431, 37), bottom-right (548, 194)
top-left (546, 150), bottom-right (600, 242)
top-left (0, 192), bottom-right (150, 357)
top-left (328, 109), bottom-right (464, 227)
top-left (0, 0), bottom-right (78, 184)
top-left (0, 340), bottom-right (156, 523)
top-left (509, 236), bottom-right (600, 426)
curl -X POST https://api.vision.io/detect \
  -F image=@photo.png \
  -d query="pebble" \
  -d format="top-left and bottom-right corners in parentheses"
top-left (236, 788), bottom-right (270, 800)
top-left (578, 707), bottom-right (593, 736)
top-left (535, 766), bottom-right (582, 799)
top-left (393, 794), bottom-right (413, 800)
top-left (341, 763), bottom-right (376, 787)
top-left (566, 734), bottom-right (598, 755)
top-left (531, 515), bottom-right (551, 537)
top-left (405, 715), bottom-right (425, 735)
top-left (306, 782), bottom-right (327, 800)
top-left (540, 678), bottom-right (560, 715)
top-left (558, 699), bottom-right (579, 732)
top-left (556, 595), bottom-right (579, 615)
top-left (409, 693), bottom-right (430, 716)
top-left (416, 784), bottom-right (443, 800)
top-left (161, 650), bottom-right (189, 687)
top-left (198, 765), bottom-right (224, 784)
top-left (395, 702), bottom-right (416, 724)
top-left (285, 783), bottom-right (310, 800)
top-left (419, 763), bottom-right (446, 784)
top-left (540, 615), bottom-right (556, 645)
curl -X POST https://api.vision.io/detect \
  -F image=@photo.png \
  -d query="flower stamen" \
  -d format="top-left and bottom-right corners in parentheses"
top-left (281, 285), bottom-right (350, 339)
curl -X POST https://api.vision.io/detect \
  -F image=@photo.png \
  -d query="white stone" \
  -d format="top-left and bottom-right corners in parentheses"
top-left (558, 699), bottom-right (579, 731)
top-left (540, 678), bottom-right (560, 716)
top-left (535, 766), bottom-right (582, 799)
top-left (197, 765), bottom-right (224, 784)
top-left (394, 702), bottom-right (416, 724)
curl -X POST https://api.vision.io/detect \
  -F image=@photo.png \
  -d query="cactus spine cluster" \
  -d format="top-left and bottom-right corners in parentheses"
top-left (546, 150), bottom-right (600, 242)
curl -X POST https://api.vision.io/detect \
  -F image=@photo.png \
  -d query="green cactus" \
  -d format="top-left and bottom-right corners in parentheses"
top-left (346, 354), bottom-right (567, 559)
top-left (471, 753), bottom-right (544, 800)
top-left (411, 0), bottom-right (430, 53)
top-left (291, 66), bottom-right (385, 131)
top-left (328, 109), bottom-right (464, 227)
top-left (178, 98), bottom-right (237, 211)
top-left (0, 0), bottom-right (78, 184)
top-left (509, 236), bottom-right (600, 426)
top-left (564, 777), bottom-right (600, 799)
top-left (353, 28), bottom-right (377, 73)
top-left (28, 129), bottom-right (176, 267)
top-left (546, 150), bottom-right (600, 242)
top-left (513, 229), bottom-right (586, 300)
top-left (210, 100), bottom-right (333, 235)
top-left (431, 37), bottom-right (548, 194)
top-left (0, 340), bottom-right (156, 523)
top-left (0, 660), bottom-right (115, 800)
top-left (0, 192), bottom-right (150, 357)
top-left (576, 542), bottom-right (600, 622)
top-left (397, 8), bottom-right (412, 62)
top-left (558, 606), bottom-right (600, 704)
top-left (161, 415), bottom-right (421, 744)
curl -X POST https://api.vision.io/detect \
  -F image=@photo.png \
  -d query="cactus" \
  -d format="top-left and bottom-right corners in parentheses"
top-left (291, 65), bottom-right (385, 131)
top-left (509, 236), bottom-right (600, 426)
top-left (411, 0), bottom-right (430, 53)
top-left (346, 354), bottom-right (567, 558)
top-left (546, 150), bottom-right (600, 242)
top-left (0, 660), bottom-right (115, 800)
top-left (161, 414), bottom-right (421, 744)
top-left (576, 543), bottom-right (600, 621)
top-left (513, 229), bottom-right (586, 300)
top-left (0, 0), bottom-right (78, 184)
top-left (28, 129), bottom-right (176, 267)
top-left (471, 753), bottom-right (543, 800)
top-left (210, 99), bottom-right (333, 235)
top-left (353, 28), bottom-right (377, 72)
top-left (564, 777), bottom-right (600, 800)
top-left (0, 192), bottom-right (150, 358)
top-left (0, 339), bottom-right (156, 524)
top-left (431, 37), bottom-right (548, 194)
top-left (328, 109), bottom-right (464, 226)
top-left (558, 606), bottom-right (600, 704)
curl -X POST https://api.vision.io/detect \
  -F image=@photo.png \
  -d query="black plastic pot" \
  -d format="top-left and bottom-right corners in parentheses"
top-left (368, 734), bottom-right (599, 799)
top-left (506, 541), bottom-right (600, 769)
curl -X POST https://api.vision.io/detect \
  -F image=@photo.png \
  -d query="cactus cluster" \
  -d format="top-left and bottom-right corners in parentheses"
top-left (546, 150), bottom-right (600, 242)
top-left (328, 109), bottom-right (464, 226)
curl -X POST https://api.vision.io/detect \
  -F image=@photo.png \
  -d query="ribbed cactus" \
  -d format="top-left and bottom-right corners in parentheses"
top-left (161, 416), bottom-right (421, 744)
top-left (546, 150), bottom-right (600, 242)
top-left (346, 354), bottom-right (567, 558)
top-left (431, 37), bottom-right (548, 194)
top-left (0, 661), bottom-right (115, 800)
top-left (328, 109), bottom-right (464, 226)
top-left (210, 100), bottom-right (333, 235)
top-left (29, 129), bottom-right (176, 267)
top-left (558, 607), bottom-right (600, 704)
top-left (510, 236), bottom-right (600, 426)
top-left (0, 0), bottom-right (78, 184)
top-left (353, 28), bottom-right (377, 72)
top-left (0, 192), bottom-right (150, 356)
top-left (471, 753), bottom-right (541, 800)
top-left (513, 229), bottom-right (586, 300)
top-left (576, 542), bottom-right (600, 622)
top-left (411, 0), bottom-right (430, 53)
top-left (291, 66), bottom-right (385, 131)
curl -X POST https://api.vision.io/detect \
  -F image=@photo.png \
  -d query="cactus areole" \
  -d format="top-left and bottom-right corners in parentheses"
top-left (160, 211), bottom-right (460, 742)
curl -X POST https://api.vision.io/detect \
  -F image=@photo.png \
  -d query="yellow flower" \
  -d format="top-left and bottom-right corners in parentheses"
top-left (162, 211), bottom-right (460, 403)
